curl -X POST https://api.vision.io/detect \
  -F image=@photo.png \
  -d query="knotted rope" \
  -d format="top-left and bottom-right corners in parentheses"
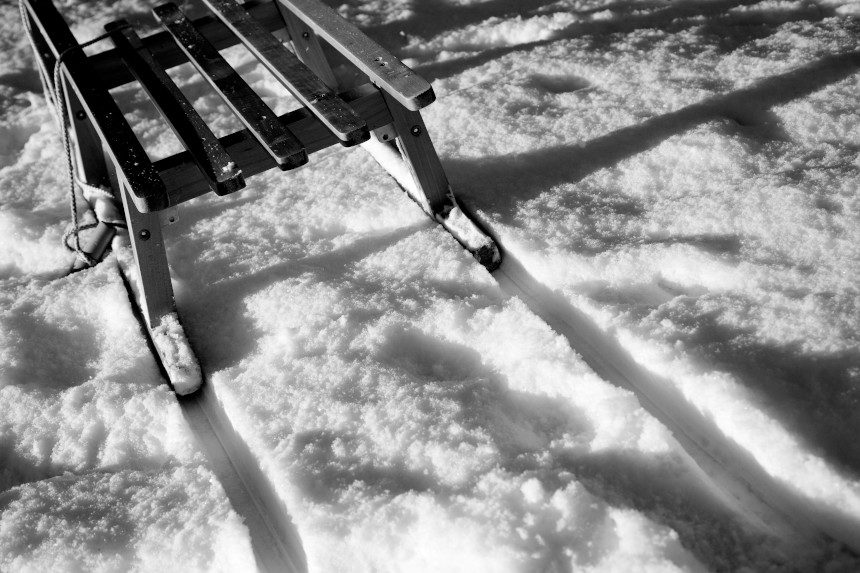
top-left (19, 0), bottom-right (127, 267)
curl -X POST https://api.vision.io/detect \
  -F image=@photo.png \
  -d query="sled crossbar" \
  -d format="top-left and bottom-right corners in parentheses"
top-left (89, 0), bottom-right (433, 110)
top-left (157, 84), bottom-right (390, 204)
top-left (24, 0), bottom-right (501, 394)
top-left (23, 0), bottom-right (433, 212)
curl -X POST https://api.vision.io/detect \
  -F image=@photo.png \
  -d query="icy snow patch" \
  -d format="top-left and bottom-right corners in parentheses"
top-left (150, 312), bottom-right (203, 396)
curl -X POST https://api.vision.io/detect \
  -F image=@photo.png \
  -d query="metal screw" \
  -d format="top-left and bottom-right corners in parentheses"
top-left (302, 31), bottom-right (310, 39)
top-left (75, 110), bottom-right (86, 120)
top-left (139, 229), bottom-right (151, 241)
top-left (410, 125), bottom-right (421, 136)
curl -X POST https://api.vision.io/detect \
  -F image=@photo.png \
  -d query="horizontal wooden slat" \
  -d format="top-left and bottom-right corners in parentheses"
top-left (90, 0), bottom-right (281, 89)
top-left (275, 0), bottom-right (435, 110)
top-left (24, 0), bottom-right (170, 212)
top-left (156, 83), bottom-right (391, 204)
top-left (153, 2), bottom-right (307, 171)
top-left (105, 19), bottom-right (245, 197)
top-left (202, 0), bottom-right (368, 146)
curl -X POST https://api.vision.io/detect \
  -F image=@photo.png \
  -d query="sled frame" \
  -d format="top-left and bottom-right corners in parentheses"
top-left (22, 0), bottom-right (500, 393)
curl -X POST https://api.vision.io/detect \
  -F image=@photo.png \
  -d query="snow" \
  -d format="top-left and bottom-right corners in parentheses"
top-left (2, 0), bottom-right (859, 571)
top-left (150, 312), bottom-right (203, 396)
top-left (0, 466), bottom-right (256, 573)
top-left (0, 263), bottom-right (257, 570)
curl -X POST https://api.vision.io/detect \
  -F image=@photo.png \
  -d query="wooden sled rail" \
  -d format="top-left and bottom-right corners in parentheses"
top-left (24, 0), bottom-right (501, 396)
top-left (23, 0), bottom-right (171, 212)
top-left (157, 83), bottom-right (392, 205)
top-left (88, 0), bottom-right (434, 111)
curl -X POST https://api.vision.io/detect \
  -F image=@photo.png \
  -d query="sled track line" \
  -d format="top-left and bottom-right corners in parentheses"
top-left (492, 252), bottom-right (860, 554)
top-left (180, 389), bottom-right (307, 573)
top-left (120, 269), bottom-right (306, 573)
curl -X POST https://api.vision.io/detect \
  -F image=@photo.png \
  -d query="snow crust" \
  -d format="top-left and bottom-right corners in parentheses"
top-left (150, 312), bottom-right (203, 396)
top-left (0, 466), bottom-right (256, 573)
top-left (2, 0), bottom-right (859, 571)
top-left (0, 265), bottom-right (255, 568)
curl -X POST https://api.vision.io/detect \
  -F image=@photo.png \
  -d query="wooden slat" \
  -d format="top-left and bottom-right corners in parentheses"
top-left (274, 2), bottom-right (338, 89)
top-left (156, 84), bottom-right (390, 204)
top-left (382, 93), bottom-right (452, 214)
top-left (275, 0), bottom-right (434, 111)
top-left (202, 0), bottom-right (368, 146)
top-left (90, 0), bottom-right (281, 89)
top-left (105, 19), bottom-right (245, 197)
top-left (24, 0), bottom-right (169, 212)
top-left (153, 2), bottom-right (307, 171)
top-left (118, 182), bottom-right (176, 329)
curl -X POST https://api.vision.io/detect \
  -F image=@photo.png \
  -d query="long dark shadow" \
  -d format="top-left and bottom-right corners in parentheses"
top-left (448, 51), bottom-right (860, 220)
top-left (174, 220), bottom-right (428, 370)
top-left (360, 0), bottom-right (559, 49)
top-left (492, 251), bottom-right (860, 555)
top-left (416, 0), bottom-right (830, 81)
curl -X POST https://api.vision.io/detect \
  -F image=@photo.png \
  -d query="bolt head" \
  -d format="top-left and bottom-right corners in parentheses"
top-left (139, 229), bottom-right (151, 241)
top-left (302, 31), bottom-right (310, 39)
top-left (75, 110), bottom-right (86, 121)
top-left (410, 125), bottom-right (421, 136)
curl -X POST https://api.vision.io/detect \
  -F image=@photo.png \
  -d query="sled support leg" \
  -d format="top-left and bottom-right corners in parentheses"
top-left (118, 183), bottom-right (202, 395)
top-left (380, 94), bottom-right (453, 216)
top-left (119, 183), bottom-right (174, 329)
top-left (273, 15), bottom-right (500, 268)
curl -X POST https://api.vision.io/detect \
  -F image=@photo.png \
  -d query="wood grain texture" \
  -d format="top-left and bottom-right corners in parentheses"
top-left (154, 2), bottom-right (307, 170)
top-left (203, 0), bottom-right (368, 145)
top-left (382, 93), bottom-right (453, 215)
top-left (24, 0), bottom-right (169, 212)
top-left (156, 84), bottom-right (391, 203)
top-left (119, 183), bottom-right (176, 329)
top-left (105, 19), bottom-right (245, 197)
top-left (275, 0), bottom-right (434, 110)
top-left (91, 0), bottom-right (281, 89)
top-left (60, 71), bottom-right (111, 189)
top-left (275, 3), bottom-right (338, 89)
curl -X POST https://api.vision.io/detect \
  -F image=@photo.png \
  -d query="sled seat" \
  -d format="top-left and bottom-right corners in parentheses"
top-left (22, 0), bottom-right (500, 394)
top-left (23, 0), bottom-right (441, 212)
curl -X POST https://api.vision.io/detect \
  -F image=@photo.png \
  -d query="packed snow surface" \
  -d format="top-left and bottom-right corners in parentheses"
top-left (1, 0), bottom-right (859, 571)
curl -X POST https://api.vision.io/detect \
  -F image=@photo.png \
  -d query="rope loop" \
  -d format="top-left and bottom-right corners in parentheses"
top-left (20, 0), bottom-right (131, 267)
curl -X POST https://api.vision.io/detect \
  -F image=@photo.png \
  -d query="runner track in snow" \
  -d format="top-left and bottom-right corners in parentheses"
top-left (492, 250), bottom-right (860, 555)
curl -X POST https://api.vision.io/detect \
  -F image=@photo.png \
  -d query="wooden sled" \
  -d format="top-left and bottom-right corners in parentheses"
top-left (22, 0), bottom-right (501, 395)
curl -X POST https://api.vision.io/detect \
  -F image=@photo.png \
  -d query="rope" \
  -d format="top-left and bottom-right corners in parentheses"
top-left (20, 0), bottom-right (127, 267)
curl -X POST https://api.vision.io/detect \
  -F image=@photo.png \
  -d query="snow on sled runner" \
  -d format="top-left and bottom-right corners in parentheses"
top-left (21, 0), bottom-right (501, 395)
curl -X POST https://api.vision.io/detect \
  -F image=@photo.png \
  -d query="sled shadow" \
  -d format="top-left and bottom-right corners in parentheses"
top-left (447, 51), bottom-right (860, 224)
top-left (285, 321), bottom-right (819, 569)
top-left (359, 0), bottom-right (560, 49)
top-left (656, 304), bottom-right (860, 477)
top-left (0, 443), bottom-right (50, 494)
top-left (175, 220), bottom-right (429, 371)
top-left (0, 301), bottom-right (99, 393)
top-left (415, 0), bottom-right (833, 81)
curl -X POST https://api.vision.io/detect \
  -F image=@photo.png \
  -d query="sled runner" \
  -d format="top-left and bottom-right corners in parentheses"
top-left (21, 0), bottom-right (501, 395)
